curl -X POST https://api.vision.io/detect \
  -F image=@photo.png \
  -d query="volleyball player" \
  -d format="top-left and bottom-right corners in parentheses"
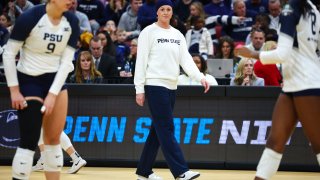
top-left (235, 0), bottom-right (320, 179)
top-left (3, 0), bottom-right (80, 179)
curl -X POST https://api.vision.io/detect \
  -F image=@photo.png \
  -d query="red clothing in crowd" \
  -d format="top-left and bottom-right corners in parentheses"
top-left (254, 60), bottom-right (282, 86)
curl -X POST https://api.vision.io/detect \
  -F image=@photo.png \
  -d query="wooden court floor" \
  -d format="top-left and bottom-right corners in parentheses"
top-left (0, 166), bottom-right (319, 180)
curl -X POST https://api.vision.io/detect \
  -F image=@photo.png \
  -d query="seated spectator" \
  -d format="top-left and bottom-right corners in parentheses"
top-left (6, 1), bottom-right (22, 24)
top-left (90, 36), bottom-right (118, 78)
top-left (15, 0), bottom-right (34, 13)
top-left (104, 0), bottom-right (128, 25)
top-left (204, 0), bottom-right (231, 16)
top-left (245, 28), bottom-right (265, 55)
top-left (114, 29), bottom-right (130, 69)
top-left (120, 38), bottom-right (137, 78)
top-left (268, 0), bottom-right (281, 32)
top-left (215, 35), bottom-right (235, 59)
top-left (102, 20), bottom-right (117, 42)
top-left (230, 58), bottom-right (264, 86)
top-left (185, 16), bottom-right (213, 60)
top-left (0, 13), bottom-right (13, 33)
top-left (254, 41), bottom-right (282, 86)
top-left (245, 13), bottom-right (270, 45)
top-left (223, 0), bottom-right (257, 43)
top-left (185, 1), bottom-right (206, 30)
top-left (170, 14), bottom-right (187, 35)
top-left (178, 54), bottom-right (218, 85)
top-left (69, 51), bottom-right (103, 83)
top-left (245, 0), bottom-right (269, 14)
top-left (117, 0), bottom-right (142, 40)
top-left (96, 30), bottom-right (117, 57)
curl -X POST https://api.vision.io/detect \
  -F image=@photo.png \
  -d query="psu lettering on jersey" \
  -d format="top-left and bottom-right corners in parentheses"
top-left (43, 33), bottom-right (63, 42)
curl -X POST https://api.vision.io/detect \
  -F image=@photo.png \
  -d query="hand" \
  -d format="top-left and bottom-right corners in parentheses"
top-left (237, 16), bottom-right (246, 24)
top-left (200, 78), bottom-right (210, 93)
top-left (136, 93), bottom-right (145, 106)
top-left (42, 93), bottom-right (57, 116)
top-left (119, 71), bottom-right (133, 77)
top-left (242, 76), bottom-right (250, 86)
top-left (9, 86), bottom-right (27, 110)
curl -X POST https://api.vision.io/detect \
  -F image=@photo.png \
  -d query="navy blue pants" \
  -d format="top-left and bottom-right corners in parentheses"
top-left (136, 86), bottom-right (189, 178)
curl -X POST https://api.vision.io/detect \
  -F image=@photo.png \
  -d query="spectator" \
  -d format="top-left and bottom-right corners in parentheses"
top-left (174, 0), bottom-right (195, 23)
top-left (77, 0), bottom-right (106, 34)
top-left (0, 13), bottom-right (13, 33)
top-left (230, 58), bottom-right (264, 86)
top-left (118, 0), bottom-right (142, 40)
top-left (268, 0), bottom-right (281, 32)
top-left (223, 0), bottom-right (257, 43)
top-left (69, 51), bottom-right (103, 83)
top-left (170, 14), bottom-right (187, 35)
top-left (89, 36), bottom-right (118, 78)
top-left (137, 0), bottom-right (156, 30)
top-left (246, 28), bottom-right (265, 55)
top-left (185, 16), bottom-right (213, 59)
top-left (120, 38), bottom-right (137, 77)
top-left (204, 0), bottom-right (231, 16)
top-left (215, 35), bottom-right (235, 59)
top-left (185, 1), bottom-right (206, 30)
top-left (245, 0), bottom-right (269, 14)
top-left (114, 29), bottom-right (130, 70)
top-left (104, 0), bottom-right (128, 25)
top-left (178, 54), bottom-right (218, 85)
top-left (254, 40), bottom-right (282, 86)
top-left (96, 30), bottom-right (117, 57)
top-left (69, 0), bottom-right (92, 33)
top-left (245, 13), bottom-right (270, 45)
top-left (15, 0), bottom-right (34, 13)
top-left (6, 0), bottom-right (22, 24)
top-left (103, 20), bottom-right (117, 42)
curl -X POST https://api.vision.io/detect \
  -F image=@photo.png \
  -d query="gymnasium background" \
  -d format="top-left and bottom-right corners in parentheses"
top-left (0, 84), bottom-right (319, 171)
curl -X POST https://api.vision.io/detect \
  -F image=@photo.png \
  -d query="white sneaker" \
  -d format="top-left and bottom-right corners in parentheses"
top-left (137, 173), bottom-right (163, 180)
top-left (32, 158), bottom-right (44, 171)
top-left (176, 170), bottom-right (200, 180)
top-left (67, 158), bottom-right (87, 174)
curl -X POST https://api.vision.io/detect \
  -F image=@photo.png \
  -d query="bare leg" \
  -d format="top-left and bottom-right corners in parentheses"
top-left (255, 94), bottom-right (298, 180)
top-left (294, 96), bottom-right (320, 154)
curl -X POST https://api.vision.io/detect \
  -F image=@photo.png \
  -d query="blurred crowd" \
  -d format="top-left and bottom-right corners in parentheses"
top-left (0, 0), bottom-right (319, 86)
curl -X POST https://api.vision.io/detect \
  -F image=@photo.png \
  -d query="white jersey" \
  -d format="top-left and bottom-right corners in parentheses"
top-left (3, 4), bottom-right (79, 94)
top-left (11, 5), bottom-right (78, 75)
top-left (261, 0), bottom-right (320, 92)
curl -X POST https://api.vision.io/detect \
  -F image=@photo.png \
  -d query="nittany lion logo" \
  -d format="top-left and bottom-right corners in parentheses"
top-left (0, 110), bottom-right (20, 149)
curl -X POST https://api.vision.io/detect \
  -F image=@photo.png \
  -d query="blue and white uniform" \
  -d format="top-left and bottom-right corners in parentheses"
top-left (3, 4), bottom-right (80, 96)
top-left (260, 0), bottom-right (320, 93)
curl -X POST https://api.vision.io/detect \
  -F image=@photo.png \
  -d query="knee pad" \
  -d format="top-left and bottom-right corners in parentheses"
top-left (317, 154), bottom-right (320, 166)
top-left (44, 145), bottom-right (63, 172)
top-left (12, 147), bottom-right (35, 179)
top-left (18, 100), bottom-right (43, 151)
top-left (256, 148), bottom-right (282, 180)
top-left (60, 131), bottom-right (72, 151)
